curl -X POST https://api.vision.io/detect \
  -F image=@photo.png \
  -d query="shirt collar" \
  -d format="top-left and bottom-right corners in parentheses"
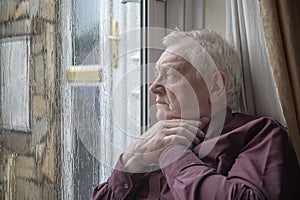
top-left (202, 107), bottom-right (234, 135)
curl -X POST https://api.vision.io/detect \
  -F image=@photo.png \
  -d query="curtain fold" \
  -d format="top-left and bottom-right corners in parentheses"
top-left (226, 0), bottom-right (285, 125)
top-left (258, 0), bottom-right (300, 161)
top-left (226, 0), bottom-right (255, 114)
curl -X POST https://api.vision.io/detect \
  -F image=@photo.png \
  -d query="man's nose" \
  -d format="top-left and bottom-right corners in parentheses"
top-left (149, 79), bottom-right (165, 95)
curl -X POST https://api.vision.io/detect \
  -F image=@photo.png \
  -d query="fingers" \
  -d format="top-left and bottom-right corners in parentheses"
top-left (164, 120), bottom-right (200, 129)
top-left (162, 135), bottom-right (191, 148)
top-left (164, 121), bottom-right (199, 136)
top-left (138, 117), bottom-right (209, 154)
top-left (162, 119), bottom-right (208, 141)
top-left (164, 127), bottom-right (200, 145)
top-left (164, 117), bottom-right (210, 130)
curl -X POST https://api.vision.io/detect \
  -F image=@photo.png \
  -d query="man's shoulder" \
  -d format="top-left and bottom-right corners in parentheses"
top-left (232, 112), bottom-right (287, 132)
top-left (229, 113), bottom-right (290, 146)
top-left (221, 112), bottom-right (291, 145)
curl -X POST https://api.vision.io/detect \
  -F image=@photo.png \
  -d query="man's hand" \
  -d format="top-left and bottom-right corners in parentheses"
top-left (121, 117), bottom-right (209, 173)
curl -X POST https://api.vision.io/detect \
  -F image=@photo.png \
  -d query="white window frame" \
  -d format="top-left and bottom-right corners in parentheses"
top-left (60, 1), bottom-right (74, 199)
top-left (60, 0), bottom-right (204, 199)
top-left (61, 1), bottom-right (144, 199)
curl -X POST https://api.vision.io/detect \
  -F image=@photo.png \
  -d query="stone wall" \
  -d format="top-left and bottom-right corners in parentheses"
top-left (0, 0), bottom-right (60, 199)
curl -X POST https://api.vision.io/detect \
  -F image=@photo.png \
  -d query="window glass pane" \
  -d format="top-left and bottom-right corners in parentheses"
top-left (63, 0), bottom-right (142, 199)
top-left (74, 0), bottom-right (100, 65)
top-left (0, 37), bottom-right (30, 132)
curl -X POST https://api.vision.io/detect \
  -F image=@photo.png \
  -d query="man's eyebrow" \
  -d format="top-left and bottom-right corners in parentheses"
top-left (159, 63), bottom-right (179, 69)
top-left (155, 63), bottom-right (169, 71)
top-left (160, 62), bottom-right (189, 73)
top-left (156, 64), bottom-right (175, 74)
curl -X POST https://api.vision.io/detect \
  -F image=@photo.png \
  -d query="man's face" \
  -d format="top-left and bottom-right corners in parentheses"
top-left (149, 47), bottom-right (211, 120)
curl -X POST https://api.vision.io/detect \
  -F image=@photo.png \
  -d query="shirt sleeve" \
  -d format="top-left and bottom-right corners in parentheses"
top-left (159, 119), bottom-right (300, 200)
top-left (92, 158), bottom-right (147, 200)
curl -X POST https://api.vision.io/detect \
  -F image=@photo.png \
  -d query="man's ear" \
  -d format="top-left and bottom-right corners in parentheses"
top-left (208, 71), bottom-right (227, 104)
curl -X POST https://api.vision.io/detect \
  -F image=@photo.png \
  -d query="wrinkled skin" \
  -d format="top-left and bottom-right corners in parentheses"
top-left (121, 44), bottom-right (223, 172)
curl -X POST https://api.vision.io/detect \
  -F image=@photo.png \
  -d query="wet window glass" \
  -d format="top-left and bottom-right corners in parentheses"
top-left (0, 0), bottom-right (141, 199)
top-left (64, 0), bottom-right (142, 199)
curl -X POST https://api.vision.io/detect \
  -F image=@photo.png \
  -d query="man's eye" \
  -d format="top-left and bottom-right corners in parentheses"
top-left (166, 72), bottom-right (178, 80)
top-left (166, 73), bottom-right (172, 78)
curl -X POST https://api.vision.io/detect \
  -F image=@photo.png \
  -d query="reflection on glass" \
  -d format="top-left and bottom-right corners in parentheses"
top-left (67, 0), bottom-right (142, 199)
top-left (74, 0), bottom-right (100, 65)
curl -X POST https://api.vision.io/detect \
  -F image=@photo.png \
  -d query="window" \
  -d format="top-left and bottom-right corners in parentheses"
top-left (60, 0), bottom-right (206, 198)
top-left (0, 36), bottom-right (30, 132)
top-left (61, 0), bottom-right (143, 198)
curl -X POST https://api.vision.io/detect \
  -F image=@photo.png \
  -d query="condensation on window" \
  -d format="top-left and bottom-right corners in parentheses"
top-left (0, 0), bottom-right (141, 199)
top-left (63, 0), bottom-right (141, 199)
top-left (0, 36), bottom-right (30, 132)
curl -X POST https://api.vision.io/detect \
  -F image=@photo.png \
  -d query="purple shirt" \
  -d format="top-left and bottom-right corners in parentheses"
top-left (93, 112), bottom-right (300, 199)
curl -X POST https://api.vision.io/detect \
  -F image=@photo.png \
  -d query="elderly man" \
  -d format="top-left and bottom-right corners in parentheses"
top-left (93, 30), bottom-right (300, 199)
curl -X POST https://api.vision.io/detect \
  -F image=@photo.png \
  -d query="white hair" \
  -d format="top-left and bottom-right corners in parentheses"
top-left (162, 29), bottom-right (242, 110)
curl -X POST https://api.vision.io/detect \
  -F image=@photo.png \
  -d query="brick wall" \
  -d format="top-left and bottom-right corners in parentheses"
top-left (0, 0), bottom-right (60, 199)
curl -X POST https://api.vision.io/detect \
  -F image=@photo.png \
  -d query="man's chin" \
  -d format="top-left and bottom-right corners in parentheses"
top-left (156, 110), bottom-right (168, 120)
top-left (156, 109), bottom-right (181, 120)
top-left (156, 108), bottom-right (176, 120)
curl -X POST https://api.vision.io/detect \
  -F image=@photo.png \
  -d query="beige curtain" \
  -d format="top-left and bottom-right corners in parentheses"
top-left (226, 0), bottom-right (256, 115)
top-left (258, 0), bottom-right (300, 162)
top-left (226, 0), bottom-right (286, 123)
top-left (227, 0), bottom-right (300, 162)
